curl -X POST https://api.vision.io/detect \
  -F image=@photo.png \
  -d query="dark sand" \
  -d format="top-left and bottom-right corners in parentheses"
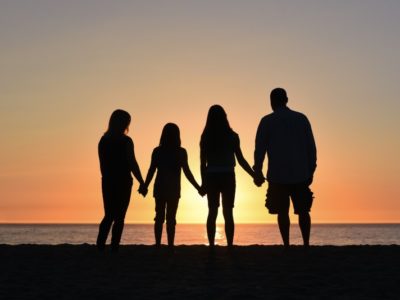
top-left (1, 245), bottom-right (399, 299)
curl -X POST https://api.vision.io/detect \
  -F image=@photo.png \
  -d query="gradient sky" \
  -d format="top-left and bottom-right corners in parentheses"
top-left (1, 1), bottom-right (399, 224)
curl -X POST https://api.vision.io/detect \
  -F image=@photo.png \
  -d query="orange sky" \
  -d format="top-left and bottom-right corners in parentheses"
top-left (0, 1), bottom-right (399, 224)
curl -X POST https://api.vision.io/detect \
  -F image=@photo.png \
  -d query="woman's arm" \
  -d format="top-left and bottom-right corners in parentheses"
top-left (234, 134), bottom-right (256, 178)
top-left (126, 138), bottom-right (145, 185)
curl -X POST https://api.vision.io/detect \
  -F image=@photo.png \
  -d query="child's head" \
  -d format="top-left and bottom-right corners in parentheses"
top-left (204, 104), bottom-right (232, 133)
top-left (160, 123), bottom-right (181, 148)
top-left (107, 109), bottom-right (131, 135)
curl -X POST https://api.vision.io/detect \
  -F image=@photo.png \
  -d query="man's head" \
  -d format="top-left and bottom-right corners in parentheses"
top-left (270, 88), bottom-right (288, 111)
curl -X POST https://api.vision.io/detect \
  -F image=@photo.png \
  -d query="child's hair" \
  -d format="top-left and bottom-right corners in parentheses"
top-left (200, 105), bottom-right (233, 151)
top-left (106, 109), bottom-right (131, 135)
top-left (160, 123), bottom-right (181, 148)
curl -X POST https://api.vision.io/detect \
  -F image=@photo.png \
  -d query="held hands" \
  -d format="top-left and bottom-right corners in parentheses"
top-left (198, 185), bottom-right (207, 197)
top-left (253, 170), bottom-right (265, 187)
top-left (138, 184), bottom-right (148, 197)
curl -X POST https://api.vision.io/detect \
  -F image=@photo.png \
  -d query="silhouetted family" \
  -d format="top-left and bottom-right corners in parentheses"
top-left (96, 88), bottom-right (317, 252)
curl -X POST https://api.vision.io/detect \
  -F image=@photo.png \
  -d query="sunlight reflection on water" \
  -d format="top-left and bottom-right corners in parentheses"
top-left (1, 224), bottom-right (400, 245)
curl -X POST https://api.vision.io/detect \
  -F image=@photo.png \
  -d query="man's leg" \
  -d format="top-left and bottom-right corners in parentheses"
top-left (267, 183), bottom-right (290, 247)
top-left (299, 212), bottom-right (311, 247)
top-left (277, 213), bottom-right (290, 247)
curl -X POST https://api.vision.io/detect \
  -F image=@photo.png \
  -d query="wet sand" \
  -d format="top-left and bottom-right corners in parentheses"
top-left (0, 245), bottom-right (399, 299)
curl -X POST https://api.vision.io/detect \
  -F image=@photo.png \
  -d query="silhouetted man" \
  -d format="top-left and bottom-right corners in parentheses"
top-left (253, 88), bottom-right (316, 247)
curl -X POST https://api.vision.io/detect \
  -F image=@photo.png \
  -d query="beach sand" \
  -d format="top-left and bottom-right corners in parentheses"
top-left (0, 245), bottom-right (399, 299)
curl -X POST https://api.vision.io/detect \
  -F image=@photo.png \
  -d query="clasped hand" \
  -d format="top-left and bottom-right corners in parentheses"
top-left (253, 171), bottom-right (265, 187)
top-left (138, 184), bottom-right (148, 197)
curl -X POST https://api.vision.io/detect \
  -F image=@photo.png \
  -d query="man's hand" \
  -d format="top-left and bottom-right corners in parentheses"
top-left (306, 176), bottom-right (313, 186)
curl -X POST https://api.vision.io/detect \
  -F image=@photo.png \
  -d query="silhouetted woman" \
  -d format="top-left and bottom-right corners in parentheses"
top-left (97, 109), bottom-right (145, 252)
top-left (141, 123), bottom-right (202, 248)
top-left (200, 105), bottom-right (255, 248)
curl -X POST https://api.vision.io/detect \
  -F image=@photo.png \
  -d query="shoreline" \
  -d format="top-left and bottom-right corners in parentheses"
top-left (1, 245), bottom-right (399, 299)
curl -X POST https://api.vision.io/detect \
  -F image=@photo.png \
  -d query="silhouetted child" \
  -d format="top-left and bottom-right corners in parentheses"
top-left (140, 123), bottom-right (203, 248)
top-left (97, 109), bottom-right (145, 252)
top-left (200, 105), bottom-right (255, 248)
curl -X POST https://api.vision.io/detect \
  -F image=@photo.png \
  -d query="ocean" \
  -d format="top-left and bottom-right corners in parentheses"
top-left (1, 224), bottom-right (399, 245)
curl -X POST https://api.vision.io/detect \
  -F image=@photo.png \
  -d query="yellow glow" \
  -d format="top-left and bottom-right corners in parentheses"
top-left (1, 2), bottom-right (399, 224)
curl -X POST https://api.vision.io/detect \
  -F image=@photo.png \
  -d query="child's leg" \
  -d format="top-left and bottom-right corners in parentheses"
top-left (154, 198), bottom-right (166, 246)
top-left (166, 198), bottom-right (179, 247)
top-left (221, 173), bottom-right (236, 247)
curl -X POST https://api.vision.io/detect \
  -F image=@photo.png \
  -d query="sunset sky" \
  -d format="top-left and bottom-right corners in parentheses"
top-left (1, 1), bottom-right (399, 224)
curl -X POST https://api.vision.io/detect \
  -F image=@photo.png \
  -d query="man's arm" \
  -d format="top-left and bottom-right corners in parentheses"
top-left (305, 117), bottom-right (317, 184)
top-left (253, 118), bottom-right (268, 186)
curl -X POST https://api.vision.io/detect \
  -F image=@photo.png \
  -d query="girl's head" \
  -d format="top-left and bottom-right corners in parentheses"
top-left (204, 105), bottom-right (231, 132)
top-left (107, 109), bottom-right (131, 135)
top-left (201, 105), bottom-right (233, 150)
top-left (160, 123), bottom-right (181, 148)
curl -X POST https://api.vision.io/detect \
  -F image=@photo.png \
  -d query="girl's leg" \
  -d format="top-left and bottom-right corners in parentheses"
top-left (221, 173), bottom-right (236, 247)
top-left (166, 198), bottom-right (179, 247)
top-left (154, 198), bottom-right (166, 246)
top-left (207, 190), bottom-right (219, 247)
top-left (222, 207), bottom-right (234, 247)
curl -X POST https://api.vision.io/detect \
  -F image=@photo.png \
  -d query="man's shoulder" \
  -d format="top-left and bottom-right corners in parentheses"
top-left (289, 108), bottom-right (307, 118)
top-left (260, 113), bottom-right (274, 123)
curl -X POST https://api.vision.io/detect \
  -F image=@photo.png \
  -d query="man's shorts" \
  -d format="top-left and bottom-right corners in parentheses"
top-left (265, 182), bottom-right (314, 215)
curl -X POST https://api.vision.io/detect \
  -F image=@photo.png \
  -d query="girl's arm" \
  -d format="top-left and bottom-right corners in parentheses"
top-left (143, 149), bottom-right (157, 189)
top-left (234, 134), bottom-right (256, 178)
top-left (200, 143), bottom-right (207, 188)
top-left (182, 149), bottom-right (201, 191)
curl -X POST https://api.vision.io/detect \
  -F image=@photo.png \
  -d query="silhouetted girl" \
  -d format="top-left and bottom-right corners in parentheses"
top-left (141, 123), bottom-right (202, 248)
top-left (97, 109), bottom-right (145, 252)
top-left (200, 105), bottom-right (255, 248)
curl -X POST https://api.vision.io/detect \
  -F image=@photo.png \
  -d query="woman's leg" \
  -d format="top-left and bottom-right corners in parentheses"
top-left (154, 198), bottom-right (166, 246)
top-left (166, 198), bottom-right (179, 247)
top-left (110, 181), bottom-right (132, 252)
top-left (97, 215), bottom-right (113, 250)
top-left (97, 181), bottom-right (114, 250)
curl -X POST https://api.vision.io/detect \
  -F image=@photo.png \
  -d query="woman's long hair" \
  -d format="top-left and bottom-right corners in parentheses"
top-left (106, 109), bottom-right (131, 135)
top-left (200, 105), bottom-right (233, 152)
top-left (160, 123), bottom-right (181, 148)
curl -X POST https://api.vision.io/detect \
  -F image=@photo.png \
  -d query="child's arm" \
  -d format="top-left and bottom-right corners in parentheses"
top-left (142, 149), bottom-right (158, 196)
top-left (181, 149), bottom-right (202, 192)
top-left (200, 145), bottom-right (207, 188)
top-left (234, 134), bottom-right (256, 179)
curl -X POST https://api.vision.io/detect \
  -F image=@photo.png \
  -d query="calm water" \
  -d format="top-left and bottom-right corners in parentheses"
top-left (1, 224), bottom-right (399, 245)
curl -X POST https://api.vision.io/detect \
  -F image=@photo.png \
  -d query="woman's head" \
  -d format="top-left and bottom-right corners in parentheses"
top-left (160, 123), bottom-right (181, 148)
top-left (107, 109), bottom-right (131, 135)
